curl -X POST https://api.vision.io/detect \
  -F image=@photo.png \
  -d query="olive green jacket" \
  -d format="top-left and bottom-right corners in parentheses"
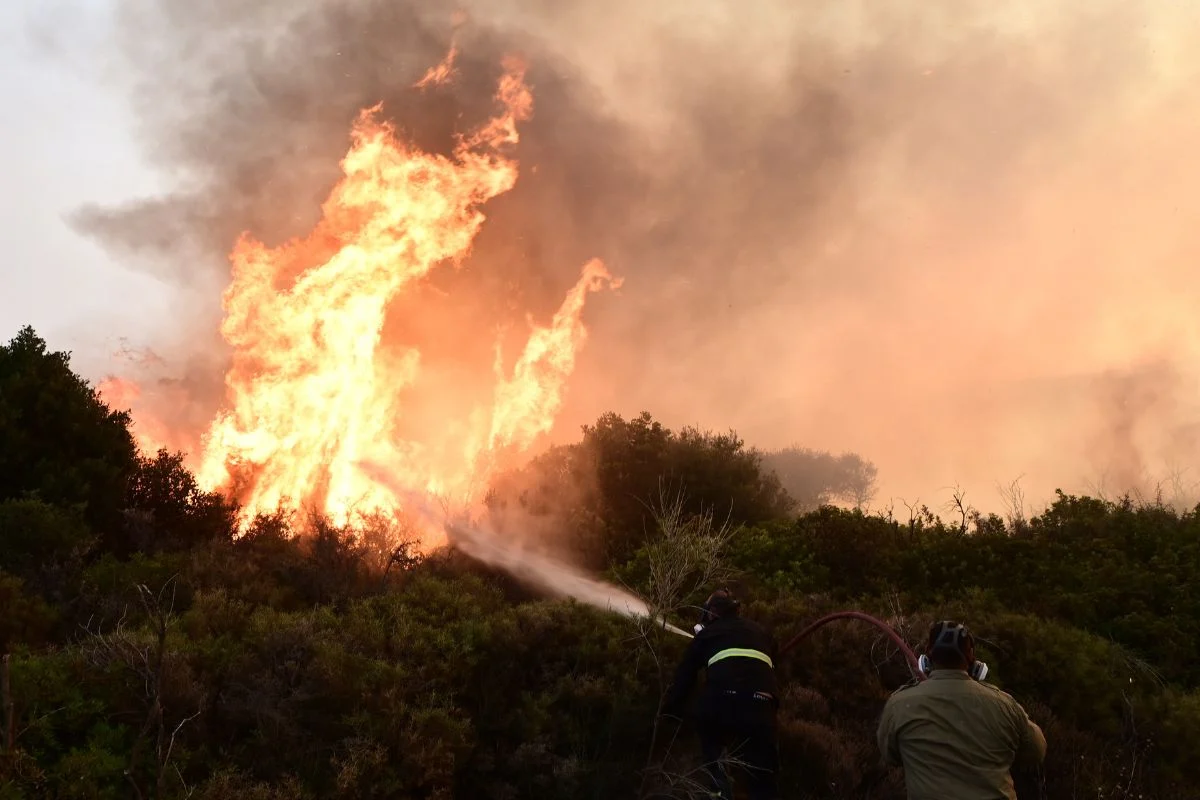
top-left (877, 670), bottom-right (1047, 800)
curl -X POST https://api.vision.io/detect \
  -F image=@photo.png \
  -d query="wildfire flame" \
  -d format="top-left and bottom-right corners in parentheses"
top-left (95, 376), bottom-right (178, 456)
top-left (103, 54), bottom-right (618, 546)
top-left (415, 43), bottom-right (459, 89)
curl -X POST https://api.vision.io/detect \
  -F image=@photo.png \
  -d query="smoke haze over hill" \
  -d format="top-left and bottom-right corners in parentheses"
top-left (73, 0), bottom-right (1200, 511)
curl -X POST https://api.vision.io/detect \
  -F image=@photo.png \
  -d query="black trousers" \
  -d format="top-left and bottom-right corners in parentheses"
top-left (697, 690), bottom-right (779, 800)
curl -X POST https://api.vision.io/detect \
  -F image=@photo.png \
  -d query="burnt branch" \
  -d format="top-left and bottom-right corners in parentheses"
top-left (81, 575), bottom-right (200, 798)
top-left (1, 654), bottom-right (13, 752)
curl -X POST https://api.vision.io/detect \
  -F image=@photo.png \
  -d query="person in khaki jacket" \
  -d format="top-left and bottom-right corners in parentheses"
top-left (877, 620), bottom-right (1046, 800)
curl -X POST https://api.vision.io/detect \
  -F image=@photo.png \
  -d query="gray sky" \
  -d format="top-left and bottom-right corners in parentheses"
top-left (0, 0), bottom-right (171, 366)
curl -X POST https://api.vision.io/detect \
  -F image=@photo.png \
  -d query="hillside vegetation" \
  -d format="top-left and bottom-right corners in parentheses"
top-left (2, 325), bottom-right (1199, 799)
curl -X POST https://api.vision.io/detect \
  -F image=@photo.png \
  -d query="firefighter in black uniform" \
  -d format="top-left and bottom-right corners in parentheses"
top-left (661, 589), bottom-right (781, 800)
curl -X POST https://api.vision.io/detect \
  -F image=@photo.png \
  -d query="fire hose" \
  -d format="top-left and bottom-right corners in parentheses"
top-left (643, 609), bottom-right (923, 790)
top-left (779, 610), bottom-right (926, 683)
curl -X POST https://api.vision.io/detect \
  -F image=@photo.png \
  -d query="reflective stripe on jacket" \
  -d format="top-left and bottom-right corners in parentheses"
top-left (662, 616), bottom-right (779, 717)
top-left (709, 647), bottom-right (774, 668)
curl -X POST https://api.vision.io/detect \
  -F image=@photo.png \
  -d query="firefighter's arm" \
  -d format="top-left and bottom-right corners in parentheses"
top-left (876, 698), bottom-right (903, 766)
top-left (660, 637), bottom-right (706, 717)
top-left (1012, 701), bottom-right (1047, 767)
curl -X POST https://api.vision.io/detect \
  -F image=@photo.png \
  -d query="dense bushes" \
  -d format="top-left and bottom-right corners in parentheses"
top-left (487, 411), bottom-right (794, 568)
top-left (3, 326), bottom-right (1200, 799)
top-left (725, 499), bottom-right (1200, 689)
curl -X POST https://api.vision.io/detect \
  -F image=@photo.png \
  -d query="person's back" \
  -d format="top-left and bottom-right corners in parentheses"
top-left (877, 621), bottom-right (1046, 800)
top-left (677, 614), bottom-right (779, 700)
top-left (662, 590), bottom-right (781, 800)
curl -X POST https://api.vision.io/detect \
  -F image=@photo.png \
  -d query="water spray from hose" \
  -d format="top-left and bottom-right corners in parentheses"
top-left (357, 464), bottom-right (923, 664)
top-left (357, 461), bottom-right (694, 637)
top-left (447, 518), bottom-right (693, 637)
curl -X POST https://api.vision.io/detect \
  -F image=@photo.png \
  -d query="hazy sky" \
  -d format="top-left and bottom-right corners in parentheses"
top-left (4, 0), bottom-right (1199, 516)
top-left (0, 0), bottom-right (173, 363)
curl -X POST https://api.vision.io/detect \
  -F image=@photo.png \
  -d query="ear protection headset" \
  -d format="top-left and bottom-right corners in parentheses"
top-left (918, 620), bottom-right (989, 681)
top-left (693, 589), bottom-right (740, 635)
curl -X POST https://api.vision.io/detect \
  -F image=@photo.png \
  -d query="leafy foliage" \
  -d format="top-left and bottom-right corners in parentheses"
top-left (0, 327), bottom-right (137, 538)
top-left (125, 450), bottom-right (238, 553)
top-left (2, 326), bottom-right (1199, 799)
top-left (488, 411), bottom-right (793, 568)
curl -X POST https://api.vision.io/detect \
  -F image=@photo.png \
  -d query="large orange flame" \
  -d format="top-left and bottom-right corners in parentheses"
top-left (105, 55), bottom-right (618, 545)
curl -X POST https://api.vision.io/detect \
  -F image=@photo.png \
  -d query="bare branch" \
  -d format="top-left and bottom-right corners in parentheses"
top-left (632, 480), bottom-right (744, 799)
top-left (941, 484), bottom-right (974, 534)
top-left (996, 475), bottom-right (1028, 531)
top-left (161, 707), bottom-right (202, 779)
top-left (81, 576), bottom-right (194, 799)
top-left (2, 654), bottom-right (13, 752)
top-left (640, 744), bottom-right (761, 800)
top-left (175, 764), bottom-right (197, 799)
top-left (638, 482), bottom-right (738, 621)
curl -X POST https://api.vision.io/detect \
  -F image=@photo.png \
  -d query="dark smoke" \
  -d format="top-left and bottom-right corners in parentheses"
top-left (77, 0), bottom-right (1200, 509)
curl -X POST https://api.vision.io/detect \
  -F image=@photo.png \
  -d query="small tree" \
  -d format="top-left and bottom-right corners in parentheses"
top-left (83, 576), bottom-right (201, 798)
top-left (630, 484), bottom-right (739, 799)
top-left (760, 446), bottom-right (878, 512)
top-left (0, 327), bottom-right (138, 539)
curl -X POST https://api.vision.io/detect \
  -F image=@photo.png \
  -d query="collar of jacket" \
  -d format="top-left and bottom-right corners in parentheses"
top-left (928, 670), bottom-right (972, 681)
top-left (701, 616), bottom-right (738, 630)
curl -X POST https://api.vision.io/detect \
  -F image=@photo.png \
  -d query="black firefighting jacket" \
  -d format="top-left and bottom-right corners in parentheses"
top-left (661, 615), bottom-right (780, 717)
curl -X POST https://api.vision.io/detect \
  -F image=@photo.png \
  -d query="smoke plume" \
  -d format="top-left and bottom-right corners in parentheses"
top-left (78, 0), bottom-right (1200, 511)
top-left (359, 460), bottom-right (693, 637)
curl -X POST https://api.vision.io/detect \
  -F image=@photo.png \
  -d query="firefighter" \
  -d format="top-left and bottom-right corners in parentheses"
top-left (877, 620), bottom-right (1047, 800)
top-left (661, 589), bottom-right (781, 800)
